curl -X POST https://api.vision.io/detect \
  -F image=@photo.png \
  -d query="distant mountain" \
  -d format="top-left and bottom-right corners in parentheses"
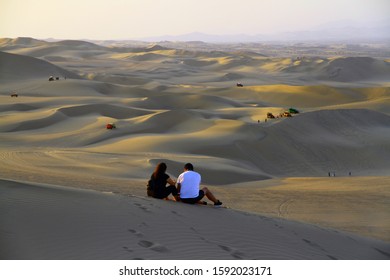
top-left (139, 20), bottom-right (390, 43)
top-left (141, 32), bottom-right (260, 43)
top-left (139, 32), bottom-right (261, 43)
top-left (270, 23), bottom-right (390, 42)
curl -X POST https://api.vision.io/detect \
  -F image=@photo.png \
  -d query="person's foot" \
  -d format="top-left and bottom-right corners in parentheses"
top-left (214, 200), bottom-right (222, 207)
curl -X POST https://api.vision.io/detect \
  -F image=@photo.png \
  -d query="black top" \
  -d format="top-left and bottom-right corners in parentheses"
top-left (150, 173), bottom-right (169, 195)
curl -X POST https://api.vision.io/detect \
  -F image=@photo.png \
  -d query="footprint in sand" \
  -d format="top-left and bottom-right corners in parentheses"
top-left (122, 246), bottom-right (133, 253)
top-left (302, 238), bottom-right (327, 252)
top-left (128, 228), bottom-right (144, 237)
top-left (139, 222), bottom-right (148, 228)
top-left (274, 223), bottom-right (284, 229)
top-left (134, 203), bottom-right (151, 213)
top-left (138, 240), bottom-right (169, 253)
top-left (189, 227), bottom-right (199, 234)
top-left (171, 210), bottom-right (184, 217)
top-left (218, 244), bottom-right (245, 259)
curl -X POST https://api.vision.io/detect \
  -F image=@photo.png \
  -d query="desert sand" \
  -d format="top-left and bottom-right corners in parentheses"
top-left (0, 38), bottom-right (389, 259)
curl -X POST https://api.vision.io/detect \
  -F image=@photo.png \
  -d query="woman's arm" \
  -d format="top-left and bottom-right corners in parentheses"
top-left (167, 177), bottom-right (176, 186)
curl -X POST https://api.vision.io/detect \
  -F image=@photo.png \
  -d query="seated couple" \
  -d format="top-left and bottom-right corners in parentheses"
top-left (147, 162), bottom-right (222, 206)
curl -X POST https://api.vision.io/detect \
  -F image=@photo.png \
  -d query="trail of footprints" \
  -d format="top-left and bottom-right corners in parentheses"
top-left (123, 201), bottom-right (248, 259)
top-left (127, 201), bottom-right (341, 259)
top-left (122, 202), bottom-right (170, 257)
top-left (123, 226), bottom-right (170, 257)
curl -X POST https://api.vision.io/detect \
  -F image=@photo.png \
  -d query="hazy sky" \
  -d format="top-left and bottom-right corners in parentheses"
top-left (1, 0), bottom-right (389, 40)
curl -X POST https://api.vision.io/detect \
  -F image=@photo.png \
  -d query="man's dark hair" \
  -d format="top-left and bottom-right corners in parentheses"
top-left (184, 163), bottom-right (194, 171)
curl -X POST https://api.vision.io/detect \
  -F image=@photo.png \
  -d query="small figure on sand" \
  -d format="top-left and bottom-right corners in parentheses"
top-left (147, 162), bottom-right (179, 201)
top-left (176, 163), bottom-right (222, 206)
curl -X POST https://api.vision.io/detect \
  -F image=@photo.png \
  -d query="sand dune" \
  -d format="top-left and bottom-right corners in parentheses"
top-left (323, 57), bottom-right (390, 82)
top-left (3, 39), bottom-right (109, 59)
top-left (235, 109), bottom-right (390, 177)
top-left (0, 37), bottom-right (46, 50)
top-left (0, 51), bottom-right (79, 81)
top-left (275, 56), bottom-right (390, 82)
top-left (1, 179), bottom-right (389, 260)
top-left (129, 93), bottom-right (245, 109)
top-left (0, 38), bottom-right (389, 259)
top-left (222, 85), bottom-right (390, 111)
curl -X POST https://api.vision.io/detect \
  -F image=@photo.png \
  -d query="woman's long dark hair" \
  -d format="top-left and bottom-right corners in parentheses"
top-left (152, 162), bottom-right (167, 180)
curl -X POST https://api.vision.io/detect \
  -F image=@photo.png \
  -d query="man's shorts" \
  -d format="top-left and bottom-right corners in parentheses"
top-left (180, 190), bottom-right (205, 204)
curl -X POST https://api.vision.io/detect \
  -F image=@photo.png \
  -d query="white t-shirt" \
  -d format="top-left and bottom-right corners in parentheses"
top-left (177, 170), bottom-right (201, 198)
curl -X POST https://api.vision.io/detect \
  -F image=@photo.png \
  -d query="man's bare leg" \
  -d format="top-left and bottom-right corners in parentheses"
top-left (201, 187), bottom-right (219, 203)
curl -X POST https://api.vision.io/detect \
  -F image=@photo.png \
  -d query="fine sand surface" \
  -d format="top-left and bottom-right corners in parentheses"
top-left (0, 38), bottom-right (389, 259)
top-left (1, 179), bottom-right (389, 260)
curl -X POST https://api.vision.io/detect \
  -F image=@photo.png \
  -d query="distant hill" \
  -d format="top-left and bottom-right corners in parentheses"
top-left (280, 56), bottom-right (390, 82)
top-left (322, 57), bottom-right (390, 82)
top-left (0, 37), bottom-right (119, 59)
top-left (0, 51), bottom-right (80, 81)
top-left (252, 109), bottom-right (390, 177)
top-left (0, 37), bottom-right (47, 50)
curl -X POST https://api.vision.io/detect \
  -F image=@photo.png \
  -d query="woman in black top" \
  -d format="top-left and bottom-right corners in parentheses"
top-left (147, 162), bottom-right (179, 200)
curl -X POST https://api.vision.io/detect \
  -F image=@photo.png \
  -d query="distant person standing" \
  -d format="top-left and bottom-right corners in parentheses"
top-left (176, 163), bottom-right (222, 206)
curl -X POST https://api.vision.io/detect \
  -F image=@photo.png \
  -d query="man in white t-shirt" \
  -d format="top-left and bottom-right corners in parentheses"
top-left (176, 163), bottom-right (222, 206)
